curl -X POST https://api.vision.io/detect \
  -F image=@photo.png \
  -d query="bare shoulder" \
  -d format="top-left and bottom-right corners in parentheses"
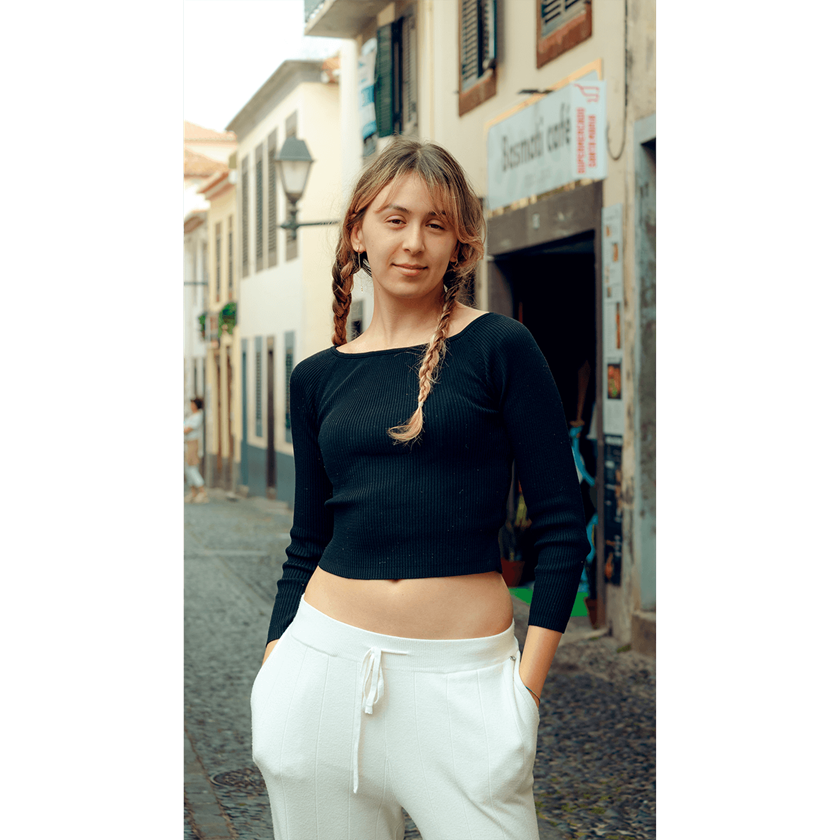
top-left (450, 305), bottom-right (490, 336)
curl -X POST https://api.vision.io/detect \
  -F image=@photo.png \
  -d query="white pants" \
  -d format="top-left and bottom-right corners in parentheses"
top-left (251, 597), bottom-right (540, 840)
top-left (184, 464), bottom-right (204, 488)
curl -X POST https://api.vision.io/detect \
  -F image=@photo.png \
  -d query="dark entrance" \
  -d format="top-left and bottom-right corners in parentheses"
top-left (493, 234), bottom-right (599, 610)
top-left (266, 337), bottom-right (276, 498)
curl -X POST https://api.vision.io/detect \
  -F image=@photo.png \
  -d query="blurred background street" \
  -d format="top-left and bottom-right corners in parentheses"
top-left (184, 490), bottom-right (655, 840)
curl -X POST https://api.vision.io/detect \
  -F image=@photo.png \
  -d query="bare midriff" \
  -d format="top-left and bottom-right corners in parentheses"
top-left (303, 566), bottom-right (514, 639)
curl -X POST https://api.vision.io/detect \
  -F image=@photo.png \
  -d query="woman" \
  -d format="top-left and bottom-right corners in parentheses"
top-left (184, 398), bottom-right (208, 504)
top-left (251, 138), bottom-right (589, 839)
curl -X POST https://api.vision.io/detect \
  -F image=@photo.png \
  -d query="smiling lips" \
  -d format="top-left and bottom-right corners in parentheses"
top-left (393, 263), bottom-right (426, 276)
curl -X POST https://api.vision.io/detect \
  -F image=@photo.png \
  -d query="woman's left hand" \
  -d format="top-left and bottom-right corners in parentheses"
top-left (520, 625), bottom-right (563, 710)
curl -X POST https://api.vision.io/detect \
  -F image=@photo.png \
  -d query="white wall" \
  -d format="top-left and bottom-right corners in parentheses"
top-left (236, 77), bottom-right (341, 458)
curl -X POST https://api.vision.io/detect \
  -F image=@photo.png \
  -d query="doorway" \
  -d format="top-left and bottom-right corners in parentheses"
top-left (215, 352), bottom-right (223, 482)
top-left (494, 233), bottom-right (599, 607)
top-left (226, 347), bottom-right (234, 492)
top-left (266, 337), bottom-right (276, 497)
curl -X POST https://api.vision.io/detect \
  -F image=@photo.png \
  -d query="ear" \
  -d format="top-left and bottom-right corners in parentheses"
top-left (350, 224), bottom-right (365, 254)
top-left (449, 243), bottom-right (461, 266)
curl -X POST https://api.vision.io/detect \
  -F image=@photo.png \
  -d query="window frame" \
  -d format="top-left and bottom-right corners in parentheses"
top-left (227, 216), bottom-right (234, 301)
top-left (255, 142), bottom-right (264, 272)
top-left (373, 10), bottom-right (419, 140)
top-left (458, 0), bottom-right (498, 118)
top-left (267, 129), bottom-right (278, 268)
top-left (215, 222), bottom-right (222, 303)
top-left (254, 337), bottom-right (263, 438)
top-left (536, 0), bottom-right (592, 69)
top-left (241, 155), bottom-right (249, 278)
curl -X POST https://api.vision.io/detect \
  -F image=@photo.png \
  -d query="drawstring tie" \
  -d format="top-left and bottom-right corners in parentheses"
top-left (352, 646), bottom-right (409, 793)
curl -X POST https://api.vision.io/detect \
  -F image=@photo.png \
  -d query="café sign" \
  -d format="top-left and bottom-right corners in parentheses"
top-left (487, 78), bottom-right (607, 211)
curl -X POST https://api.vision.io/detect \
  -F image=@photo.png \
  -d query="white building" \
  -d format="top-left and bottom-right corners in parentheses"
top-left (226, 58), bottom-right (342, 503)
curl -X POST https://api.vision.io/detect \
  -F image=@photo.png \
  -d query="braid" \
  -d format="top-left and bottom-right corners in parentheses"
top-left (388, 280), bottom-right (461, 444)
top-left (331, 250), bottom-right (357, 346)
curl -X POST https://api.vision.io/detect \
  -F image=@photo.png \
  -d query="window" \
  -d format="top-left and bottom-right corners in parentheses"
top-left (267, 129), bottom-right (278, 268)
top-left (374, 10), bottom-right (418, 139)
top-left (459, 0), bottom-right (497, 117)
top-left (201, 242), bottom-right (208, 300)
top-left (255, 142), bottom-right (264, 272)
top-left (255, 339), bottom-right (263, 438)
top-left (241, 155), bottom-right (249, 277)
top-left (536, 0), bottom-right (591, 69)
top-left (215, 222), bottom-right (222, 303)
top-left (227, 216), bottom-right (234, 300)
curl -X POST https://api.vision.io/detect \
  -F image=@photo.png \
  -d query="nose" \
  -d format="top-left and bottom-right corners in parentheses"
top-left (402, 221), bottom-right (424, 254)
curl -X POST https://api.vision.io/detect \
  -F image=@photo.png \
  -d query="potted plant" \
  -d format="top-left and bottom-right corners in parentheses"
top-left (219, 302), bottom-right (237, 335)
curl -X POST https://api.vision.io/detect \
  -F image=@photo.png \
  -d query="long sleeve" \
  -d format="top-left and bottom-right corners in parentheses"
top-left (266, 360), bottom-right (334, 644)
top-left (263, 314), bottom-right (588, 642)
top-left (490, 319), bottom-right (590, 632)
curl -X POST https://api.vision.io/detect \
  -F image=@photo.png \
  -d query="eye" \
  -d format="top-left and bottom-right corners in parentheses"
top-left (386, 217), bottom-right (405, 226)
top-left (428, 221), bottom-right (445, 231)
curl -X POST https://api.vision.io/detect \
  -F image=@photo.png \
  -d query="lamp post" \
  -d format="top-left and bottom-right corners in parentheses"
top-left (273, 136), bottom-right (337, 240)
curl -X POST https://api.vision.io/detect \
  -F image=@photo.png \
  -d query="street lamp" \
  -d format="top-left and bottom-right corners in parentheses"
top-left (274, 136), bottom-right (337, 240)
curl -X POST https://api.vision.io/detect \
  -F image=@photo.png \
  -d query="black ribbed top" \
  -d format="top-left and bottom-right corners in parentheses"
top-left (267, 312), bottom-right (590, 643)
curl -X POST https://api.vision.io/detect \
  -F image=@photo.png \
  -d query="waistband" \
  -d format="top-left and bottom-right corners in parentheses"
top-left (289, 595), bottom-right (518, 672)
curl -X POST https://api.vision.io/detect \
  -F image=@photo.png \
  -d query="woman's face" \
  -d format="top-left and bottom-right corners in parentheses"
top-left (190, 401), bottom-right (198, 414)
top-left (351, 173), bottom-right (459, 303)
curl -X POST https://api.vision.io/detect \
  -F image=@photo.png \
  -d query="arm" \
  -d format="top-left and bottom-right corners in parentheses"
top-left (493, 321), bottom-right (590, 702)
top-left (519, 625), bottom-right (563, 707)
top-left (264, 362), bottom-right (334, 650)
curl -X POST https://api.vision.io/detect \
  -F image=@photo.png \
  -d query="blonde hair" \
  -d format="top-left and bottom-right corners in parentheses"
top-left (332, 137), bottom-right (486, 444)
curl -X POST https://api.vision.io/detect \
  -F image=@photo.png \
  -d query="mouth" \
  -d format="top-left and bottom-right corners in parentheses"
top-left (393, 263), bottom-right (427, 276)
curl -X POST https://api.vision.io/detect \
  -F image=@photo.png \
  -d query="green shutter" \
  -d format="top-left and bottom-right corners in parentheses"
top-left (375, 23), bottom-right (394, 137)
top-left (267, 129), bottom-right (277, 258)
top-left (463, 0), bottom-right (497, 88)
top-left (461, 0), bottom-right (479, 90)
top-left (482, 0), bottom-right (496, 73)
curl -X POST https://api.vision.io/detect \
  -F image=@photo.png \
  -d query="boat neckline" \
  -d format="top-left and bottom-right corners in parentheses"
top-left (330, 312), bottom-right (494, 358)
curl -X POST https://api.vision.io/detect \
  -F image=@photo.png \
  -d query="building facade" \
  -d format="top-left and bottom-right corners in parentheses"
top-left (304, 0), bottom-right (655, 652)
top-left (184, 122), bottom-right (238, 484)
top-left (226, 59), bottom-right (342, 504)
top-left (198, 160), bottom-right (239, 493)
top-left (184, 209), bottom-right (208, 418)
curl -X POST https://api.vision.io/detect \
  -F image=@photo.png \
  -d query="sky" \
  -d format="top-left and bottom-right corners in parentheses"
top-left (184, 0), bottom-right (338, 133)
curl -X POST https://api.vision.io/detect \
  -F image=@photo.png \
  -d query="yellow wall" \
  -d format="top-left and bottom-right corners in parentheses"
top-left (205, 180), bottom-right (237, 460)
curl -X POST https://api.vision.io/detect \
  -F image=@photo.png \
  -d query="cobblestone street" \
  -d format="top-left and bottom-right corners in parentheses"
top-left (184, 488), bottom-right (655, 840)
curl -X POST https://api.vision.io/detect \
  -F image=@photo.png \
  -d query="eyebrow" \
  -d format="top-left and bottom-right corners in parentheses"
top-left (379, 203), bottom-right (443, 217)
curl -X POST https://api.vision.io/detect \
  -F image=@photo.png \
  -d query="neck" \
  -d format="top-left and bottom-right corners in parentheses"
top-left (364, 290), bottom-right (453, 348)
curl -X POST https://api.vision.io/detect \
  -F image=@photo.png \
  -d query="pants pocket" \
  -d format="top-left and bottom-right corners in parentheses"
top-left (250, 632), bottom-right (293, 722)
top-left (511, 651), bottom-right (541, 729)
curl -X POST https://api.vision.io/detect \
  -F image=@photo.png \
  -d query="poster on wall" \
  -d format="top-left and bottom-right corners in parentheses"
top-left (601, 204), bottom-right (624, 437)
top-left (603, 436), bottom-right (623, 585)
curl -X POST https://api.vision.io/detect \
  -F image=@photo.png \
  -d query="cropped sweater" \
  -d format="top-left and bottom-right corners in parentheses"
top-left (267, 311), bottom-right (590, 644)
